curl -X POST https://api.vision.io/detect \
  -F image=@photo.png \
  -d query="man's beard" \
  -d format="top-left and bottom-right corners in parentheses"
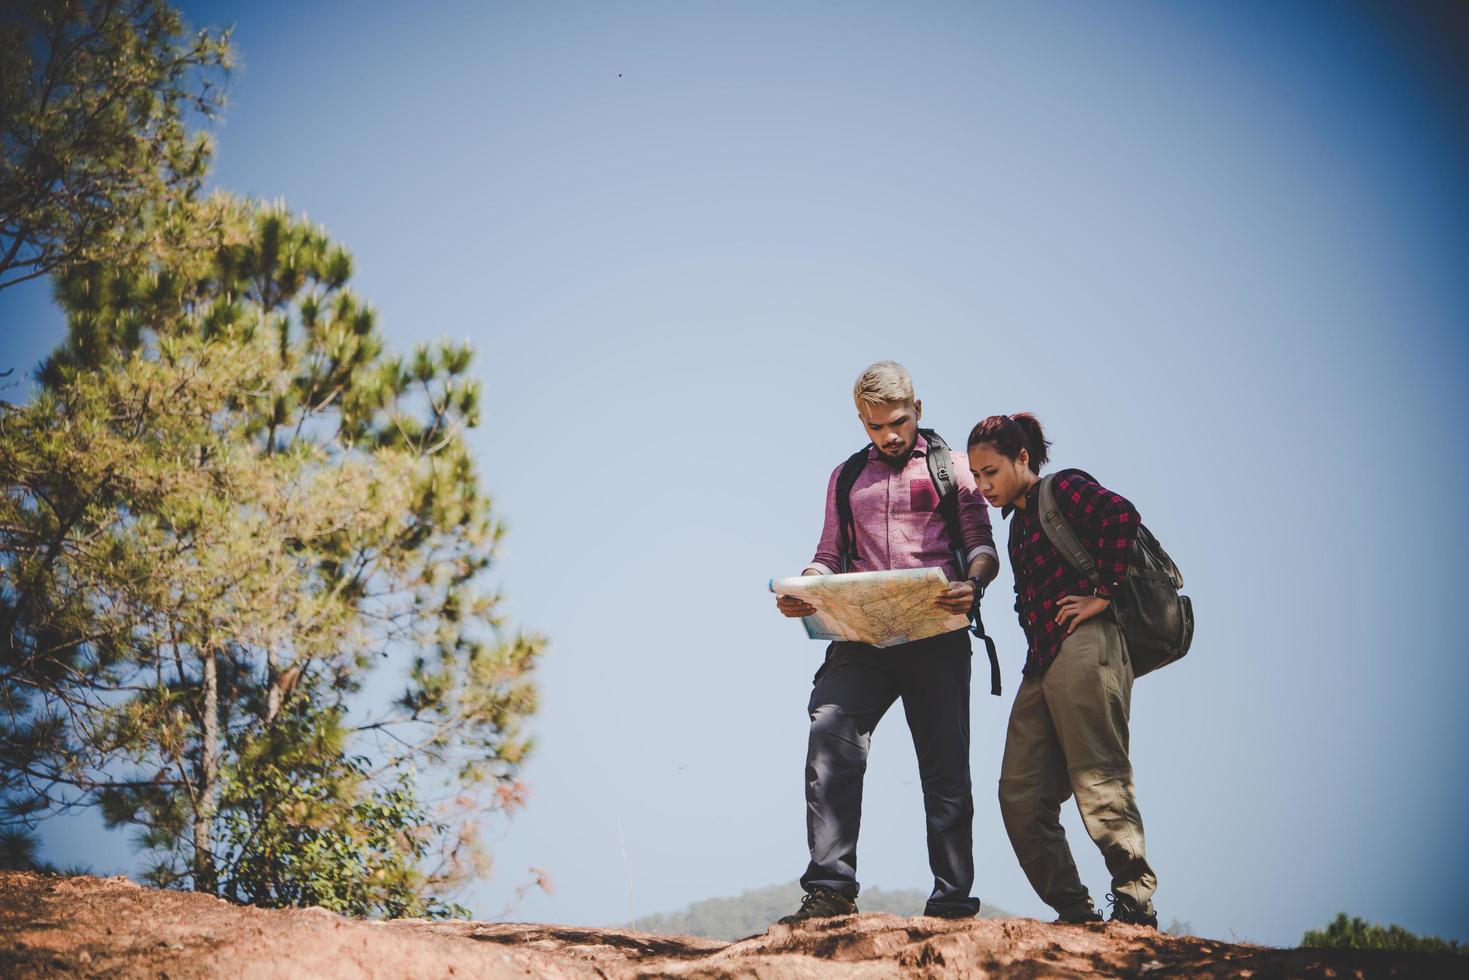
top-left (878, 441), bottom-right (912, 469)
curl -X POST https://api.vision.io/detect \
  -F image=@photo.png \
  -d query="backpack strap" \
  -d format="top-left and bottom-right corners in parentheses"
top-left (1036, 472), bottom-right (1101, 587)
top-left (924, 428), bottom-right (1002, 697)
top-left (834, 447), bottom-right (871, 573)
top-left (971, 604), bottom-right (1002, 698)
top-left (919, 428), bottom-right (966, 572)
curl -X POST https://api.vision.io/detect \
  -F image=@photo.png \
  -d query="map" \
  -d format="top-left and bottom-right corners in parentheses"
top-left (769, 568), bottom-right (969, 648)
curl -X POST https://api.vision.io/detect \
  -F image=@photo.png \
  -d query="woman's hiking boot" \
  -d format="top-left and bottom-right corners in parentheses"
top-left (777, 888), bottom-right (857, 924)
top-left (1106, 892), bottom-right (1159, 928)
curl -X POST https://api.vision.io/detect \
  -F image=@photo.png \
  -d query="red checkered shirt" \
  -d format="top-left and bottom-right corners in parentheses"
top-left (1004, 469), bottom-right (1140, 677)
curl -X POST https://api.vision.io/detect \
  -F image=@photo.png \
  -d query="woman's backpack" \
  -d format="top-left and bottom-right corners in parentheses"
top-left (1036, 472), bottom-right (1195, 676)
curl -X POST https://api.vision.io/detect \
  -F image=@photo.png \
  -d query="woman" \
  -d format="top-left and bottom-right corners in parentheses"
top-left (967, 413), bottom-right (1159, 928)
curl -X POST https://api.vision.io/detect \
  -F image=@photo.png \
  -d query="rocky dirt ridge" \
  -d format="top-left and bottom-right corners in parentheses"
top-left (2, 872), bottom-right (1458, 978)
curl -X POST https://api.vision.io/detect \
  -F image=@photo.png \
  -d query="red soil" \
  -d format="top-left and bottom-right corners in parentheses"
top-left (1, 872), bottom-right (1457, 978)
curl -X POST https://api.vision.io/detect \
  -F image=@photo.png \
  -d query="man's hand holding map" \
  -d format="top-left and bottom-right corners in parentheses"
top-left (769, 568), bottom-right (971, 648)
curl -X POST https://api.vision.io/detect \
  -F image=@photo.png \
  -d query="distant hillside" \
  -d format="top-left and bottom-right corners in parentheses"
top-left (627, 881), bottom-right (1012, 940)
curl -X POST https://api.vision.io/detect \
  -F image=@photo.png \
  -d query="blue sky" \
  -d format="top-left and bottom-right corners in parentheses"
top-left (4, 0), bottom-right (1467, 948)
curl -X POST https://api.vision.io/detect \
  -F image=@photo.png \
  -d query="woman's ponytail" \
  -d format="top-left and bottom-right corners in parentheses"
top-left (967, 412), bottom-right (1051, 474)
top-left (1010, 413), bottom-right (1050, 473)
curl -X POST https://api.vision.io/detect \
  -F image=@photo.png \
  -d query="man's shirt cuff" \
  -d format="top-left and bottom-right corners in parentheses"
top-left (965, 545), bottom-right (999, 565)
top-left (803, 562), bottom-right (835, 576)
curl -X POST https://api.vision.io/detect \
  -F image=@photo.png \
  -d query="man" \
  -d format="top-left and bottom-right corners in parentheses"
top-left (774, 361), bottom-right (999, 923)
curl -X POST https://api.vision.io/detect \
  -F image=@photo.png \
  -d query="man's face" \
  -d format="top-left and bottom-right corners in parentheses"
top-left (858, 399), bottom-right (922, 459)
top-left (968, 442), bottom-right (1030, 508)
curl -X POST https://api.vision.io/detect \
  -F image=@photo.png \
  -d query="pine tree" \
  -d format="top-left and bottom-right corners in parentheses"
top-left (1, 196), bottom-right (543, 916)
top-left (0, 0), bottom-right (231, 293)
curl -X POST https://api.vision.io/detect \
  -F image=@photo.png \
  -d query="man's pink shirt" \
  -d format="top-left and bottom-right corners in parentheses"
top-left (805, 434), bottom-right (998, 580)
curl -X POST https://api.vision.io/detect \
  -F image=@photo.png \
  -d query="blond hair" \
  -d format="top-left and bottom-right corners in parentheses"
top-left (852, 361), bottom-right (915, 409)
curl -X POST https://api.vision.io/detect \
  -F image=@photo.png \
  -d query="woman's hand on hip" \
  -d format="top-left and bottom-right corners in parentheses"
top-left (1055, 594), bottom-right (1109, 635)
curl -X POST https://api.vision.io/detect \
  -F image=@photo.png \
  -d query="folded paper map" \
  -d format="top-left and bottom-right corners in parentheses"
top-left (770, 568), bottom-right (969, 648)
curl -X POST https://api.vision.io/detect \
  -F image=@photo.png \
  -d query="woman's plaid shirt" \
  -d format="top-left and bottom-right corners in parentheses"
top-left (1004, 469), bottom-right (1140, 677)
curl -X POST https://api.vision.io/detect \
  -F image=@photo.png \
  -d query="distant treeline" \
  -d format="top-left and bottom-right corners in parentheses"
top-left (1302, 914), bottom-right (1465, 956)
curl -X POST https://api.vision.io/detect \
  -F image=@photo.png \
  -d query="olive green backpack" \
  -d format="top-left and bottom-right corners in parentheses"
top-left (1036, 472), bottom-right (1195, 676)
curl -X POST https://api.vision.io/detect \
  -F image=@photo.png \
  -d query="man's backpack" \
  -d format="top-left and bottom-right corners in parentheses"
top-left (1035, 471), bottom-right (1195, 677)
top-left (833, 428), bottom-right (1003, 696)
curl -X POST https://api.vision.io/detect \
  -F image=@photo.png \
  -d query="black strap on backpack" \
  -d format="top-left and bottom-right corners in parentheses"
top-left (833, 447), bottom-right (873, 573)
top-left (970, 603), bottom-right (1002, 698)
top-left (834, 428), bottom-right (1002, 696)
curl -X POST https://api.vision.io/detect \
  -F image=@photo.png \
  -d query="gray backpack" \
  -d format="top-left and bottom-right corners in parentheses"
top-left (833, 428), bottom-right (1003, 696)
top-left (1036, 472), bottom-right (1194, 676)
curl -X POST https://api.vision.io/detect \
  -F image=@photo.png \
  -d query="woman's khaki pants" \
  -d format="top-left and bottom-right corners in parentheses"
top-left (998, 617), bottom-right (1157, 917)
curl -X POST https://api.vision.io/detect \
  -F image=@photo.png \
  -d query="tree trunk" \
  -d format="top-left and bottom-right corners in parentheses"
top-left (265, 648), bottom-right (281, 723)
top-left (193, 647), bottom-right (219, 894)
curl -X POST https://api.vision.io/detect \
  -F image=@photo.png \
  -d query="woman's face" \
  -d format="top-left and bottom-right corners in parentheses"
top-left (967, 442), bottom-right (1031, 509)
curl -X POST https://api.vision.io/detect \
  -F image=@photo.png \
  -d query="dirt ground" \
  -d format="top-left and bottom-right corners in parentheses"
top-left (1, 871), bottom-right (1460, 979)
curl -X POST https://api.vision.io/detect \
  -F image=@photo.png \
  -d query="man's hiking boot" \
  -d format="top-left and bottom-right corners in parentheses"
top-left (777, 888), bottom-right (857, 924)
top-left (1106, 892), bottom-right (1158, 929)
top-left (925, 904), bottom-right (980, 920)
top-left (1054, 900), bottom-right (1103, 925)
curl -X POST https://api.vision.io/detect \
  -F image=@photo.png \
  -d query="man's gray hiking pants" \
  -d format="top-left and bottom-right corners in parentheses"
top-left (998, 617), bottom-right (1157, 917)
top-left (799, 627), bottom-right (980, 917)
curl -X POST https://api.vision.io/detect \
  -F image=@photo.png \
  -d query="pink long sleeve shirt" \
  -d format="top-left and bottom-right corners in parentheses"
top-left (805, 434), bottom-right (998, 581)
